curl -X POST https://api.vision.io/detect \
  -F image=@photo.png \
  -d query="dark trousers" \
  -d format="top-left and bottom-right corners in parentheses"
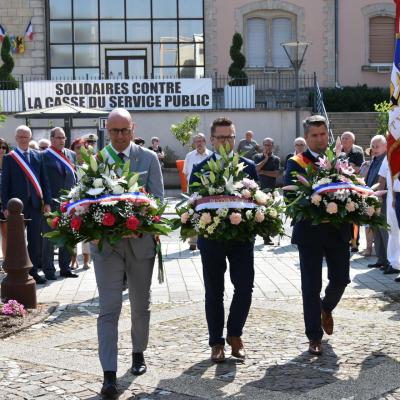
top-left (42, 218), bottom-right (71, 276)
top-left (298, 243), bottom-right (350, 341)
top-left (24, 203), bottom-right (43, 276)
top-left (197, 237), bottom-right (254, 347)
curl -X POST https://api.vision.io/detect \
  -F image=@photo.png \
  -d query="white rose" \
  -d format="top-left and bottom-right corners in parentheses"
top-left (245, 210), bottom-right (253, 220)
top-left (254, 190), bottom-right (268, 205)
top-left (242, 189), bottom-right (252, 199)
top-left (112, 185), bottom-right (124, 195)
top-left (93, 178), bottom-right (104, 188)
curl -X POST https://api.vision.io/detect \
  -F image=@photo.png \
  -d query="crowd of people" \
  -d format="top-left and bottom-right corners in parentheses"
top-left (182, 124), bottom-right (400, 283)
top-left (0, 111), bottom-right (399, 396)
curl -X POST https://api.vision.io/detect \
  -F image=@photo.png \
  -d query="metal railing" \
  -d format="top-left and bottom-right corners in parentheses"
top-left (0, 73), bottom-right (316, 113)
top-left (313, 76), bottom-right (334, 143)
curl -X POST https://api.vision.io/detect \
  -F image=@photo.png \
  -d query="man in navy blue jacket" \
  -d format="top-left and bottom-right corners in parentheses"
top-left (1, 125), bottom-right (51, 284)
top-left (284, 115), bottom-right (351, 356)
top-left (42, 127), bottom-right (78, 280)
top-left (189, 117), bottom-right (258, 363)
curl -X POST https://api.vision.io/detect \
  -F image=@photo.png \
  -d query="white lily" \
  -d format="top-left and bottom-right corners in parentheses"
top-left (89, 155), bottom-right (98, 172)
top-left (86, 187), bottom-right (105, 196)
top-left (112, 185), bottom-right (124, 195)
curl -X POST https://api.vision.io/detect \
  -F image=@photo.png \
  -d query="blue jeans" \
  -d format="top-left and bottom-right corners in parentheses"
top-left (197, 237), bottom-right (254, 347)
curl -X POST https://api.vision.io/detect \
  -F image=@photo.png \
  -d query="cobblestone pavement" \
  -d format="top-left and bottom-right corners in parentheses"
top-left (0, 206), bottom-right (400, 399)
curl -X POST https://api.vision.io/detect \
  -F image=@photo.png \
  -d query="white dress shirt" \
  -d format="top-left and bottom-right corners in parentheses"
top-left (183, 148), bottom-right (212, 183)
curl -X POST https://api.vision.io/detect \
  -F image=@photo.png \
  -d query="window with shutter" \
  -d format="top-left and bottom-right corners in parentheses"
top-left (247, 18), bottom-right (267, 67)
top-left (272, 18), bottom-right (292, 67)
top-left (369, 16), bottom-right (395, 64)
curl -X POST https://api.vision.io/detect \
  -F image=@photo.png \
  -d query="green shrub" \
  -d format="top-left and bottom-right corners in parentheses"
top-left (0, 35), bottom-right (19, 90)
top-left (322, 85), bottom-right (389, 112)
top-left (228, 33), bottom-right (248, 86)
top-left (170, 115), bottom-right (200, 148)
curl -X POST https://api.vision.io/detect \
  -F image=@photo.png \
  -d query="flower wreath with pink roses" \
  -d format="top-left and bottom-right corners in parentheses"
top-left (283, 140), bottom-right (388, 229)
top-left (172, 145), bottom-right (284, 241)
top-left (44, 147), bottom-right (171, 282)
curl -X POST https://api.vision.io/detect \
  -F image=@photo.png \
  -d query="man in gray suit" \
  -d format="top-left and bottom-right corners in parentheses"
top-left (92, 108), bottom-right (164, 398)
top-left (42, 127), bottom-right (78, 279)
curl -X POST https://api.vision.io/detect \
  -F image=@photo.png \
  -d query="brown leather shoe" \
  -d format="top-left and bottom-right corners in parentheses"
top-left (226, 336), bottom-right (246, 360)
top-left (211, 345), bottom-right (225, 363)
top-left (321, 309), bottom-right (333, 335)
top-left (308, 340), bottom-right (323, 355)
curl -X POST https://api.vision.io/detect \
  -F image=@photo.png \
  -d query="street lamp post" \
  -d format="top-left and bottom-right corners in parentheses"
top-left (281, 41), bottom-right (311, 138)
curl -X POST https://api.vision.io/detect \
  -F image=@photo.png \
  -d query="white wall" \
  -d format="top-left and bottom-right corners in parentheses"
top-left (0, 110), bottom-right (311, 161)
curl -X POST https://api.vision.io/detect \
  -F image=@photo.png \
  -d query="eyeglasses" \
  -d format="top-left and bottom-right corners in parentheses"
top-left (54, 136), bottom-right (66, 140)
top-left (0, 146), bottom-right (8, 150)
top-left (86, 140), bottom-right (97, 144)
top-left (39, 146), bottom-right (48, 150)
top-left (213, 135), bottom-right (236, 141)
top-left (295, 143), bottom-right (306, 147)
top-left (109, 128), bottom-right (131, 135)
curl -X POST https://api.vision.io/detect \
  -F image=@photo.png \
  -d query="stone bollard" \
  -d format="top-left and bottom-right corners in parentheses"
top-left (1, 198), bottom-right (37, 309)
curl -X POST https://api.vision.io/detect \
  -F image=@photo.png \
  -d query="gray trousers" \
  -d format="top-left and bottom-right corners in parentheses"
top-left (91, 239), bottom-right (155, 372)
top-left (373, 198), bottom-right (389, 265)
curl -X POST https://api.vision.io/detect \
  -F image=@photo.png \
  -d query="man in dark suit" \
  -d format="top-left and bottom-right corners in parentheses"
top-left (42, 127), bottom-right (78, 280)
top-left (284, 115), bottom-right (351, 356)
top-left (189, 117), bottom-right (258, 363)
top-left (1, 125), bottom-right (51, 284)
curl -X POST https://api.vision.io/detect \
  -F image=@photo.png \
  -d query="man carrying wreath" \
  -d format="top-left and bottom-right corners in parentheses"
top-left (189, 117), bottom-right (258, 363)
top-left (92, 108), bottom-right (163, 397)
top-left (284, 115), bottom-right (351, 356)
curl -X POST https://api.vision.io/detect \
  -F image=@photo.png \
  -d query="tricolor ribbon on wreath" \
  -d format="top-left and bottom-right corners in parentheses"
top-left (66, 192), bottom-right (157, 215)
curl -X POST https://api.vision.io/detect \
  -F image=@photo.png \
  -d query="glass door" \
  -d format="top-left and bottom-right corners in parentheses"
top-left (105, 49), bottom-right (147, 78)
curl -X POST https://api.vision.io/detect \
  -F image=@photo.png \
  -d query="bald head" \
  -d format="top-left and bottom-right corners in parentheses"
top-left (15, 125), bottom-right (32, 151)
top-left (107, 108), bottom-right (134, 152)
top-left (370, 134), bottom-right (387, 157)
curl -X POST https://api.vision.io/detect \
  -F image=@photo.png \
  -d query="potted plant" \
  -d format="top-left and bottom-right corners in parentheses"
top-left (170, 115), bottom-right (201, 192)
top-left (0, 35), bottom-right (21, 112)
top-left (224, 32), bottom-right (255, 109)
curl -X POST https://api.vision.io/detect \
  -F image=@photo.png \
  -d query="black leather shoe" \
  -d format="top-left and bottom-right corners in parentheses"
top-left (60, 271), bottom-right (79, 278)
top-left (31, 274), bottom-right (47, 284)
top-left (131, 352), bottom-right (147, 375)
top-left (101, 371), bottom-right (118, 398)
top-left (367, 262), bottom-right (384, 269)
top-left (45, 274), bottom-right (57, 280)
top-left (394, 276), bottom-right (400, 282)
top-left (383, 266), bottom-right (400, 275)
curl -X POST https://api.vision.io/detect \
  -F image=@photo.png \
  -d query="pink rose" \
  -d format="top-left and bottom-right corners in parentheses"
top-left (345, 202), bottom-right (356, 212)
top-left (126, 216), bottom-right (140, 231)
top-left (311, 193), bottom-right (322, 205)
top-left (255, 210), bottom-right (265, 223)
top-left (51, 217), bottom-right (60, 229)
top-left (200, 212), bottom-right (212, 225)
top-left (229, 212), bottom-right (242, 225)
top-left (326, 202), bottom-right (338, 214)
top-left (180, 212), bottom-right (190, 224)
top-left (366, 206), bottom-right (375, 217)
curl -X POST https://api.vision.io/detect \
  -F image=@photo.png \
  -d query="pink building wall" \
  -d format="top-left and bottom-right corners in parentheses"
top-left (210, 0), bottom-right (394, 88)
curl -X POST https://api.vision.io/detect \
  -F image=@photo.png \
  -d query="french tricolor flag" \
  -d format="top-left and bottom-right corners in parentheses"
top-left (25, 20), bottom-right (33, 40)
top-left (0, 25), bottom-right (6, 42)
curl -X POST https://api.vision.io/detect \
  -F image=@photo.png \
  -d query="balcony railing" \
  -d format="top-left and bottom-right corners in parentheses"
top-left (0, 73), bottom-right (316, 113)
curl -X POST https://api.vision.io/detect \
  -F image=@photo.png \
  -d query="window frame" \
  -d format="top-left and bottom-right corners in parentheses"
top-left (45, 0), bottom-right (205, 79)
top-left (368, 15), bottom-right (395, 66)
top-left (243, 10), bottom-right (296, 70)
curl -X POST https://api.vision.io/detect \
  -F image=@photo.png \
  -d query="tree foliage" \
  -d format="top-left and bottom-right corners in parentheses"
top-left (170, 115), bottom-right (200, 148)
top-left (374, 100), bottom-right (391, 135)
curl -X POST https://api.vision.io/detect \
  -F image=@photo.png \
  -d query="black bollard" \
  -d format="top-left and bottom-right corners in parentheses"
top-left (1, 198), bottom-right (37, 309)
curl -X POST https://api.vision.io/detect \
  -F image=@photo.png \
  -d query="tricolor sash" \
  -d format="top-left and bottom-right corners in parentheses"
top-left (194, 195), bottom-right (257, 211)
top-left (100, 144), bottom-right (124, 166)
top-left (47, 146), bottom-right (76, 177)
top-left (66, 192), bottom-right (156, 215)
top-left (9, 149), bottom-right (43, 199)
top-left (291, 153), bottom-right (315, 170)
